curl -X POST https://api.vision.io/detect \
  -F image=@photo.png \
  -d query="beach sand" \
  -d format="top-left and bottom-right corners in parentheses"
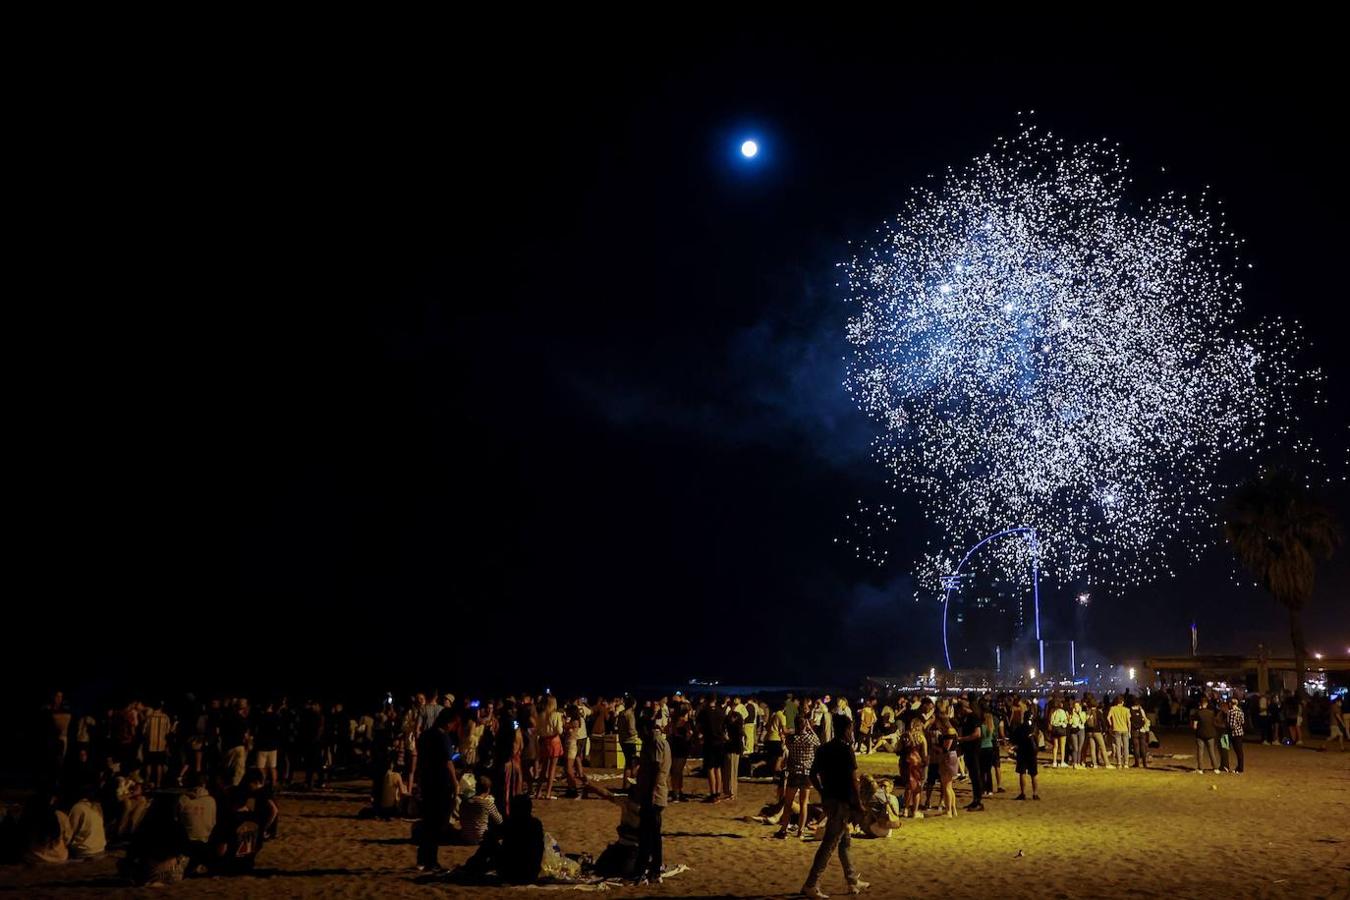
top-left (3, 732), bottom-right (1348, 899)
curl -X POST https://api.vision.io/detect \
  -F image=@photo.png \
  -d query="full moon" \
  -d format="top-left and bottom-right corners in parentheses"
top-left (740, 140), bottom-right (758, 158)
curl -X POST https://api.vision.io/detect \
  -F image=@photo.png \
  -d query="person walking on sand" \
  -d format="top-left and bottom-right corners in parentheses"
top-left (800, 715), bottom-right (869, 899)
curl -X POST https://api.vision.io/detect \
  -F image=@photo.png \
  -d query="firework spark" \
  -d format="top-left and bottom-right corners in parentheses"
top-left (842, 120), bottom-right (1310, 586)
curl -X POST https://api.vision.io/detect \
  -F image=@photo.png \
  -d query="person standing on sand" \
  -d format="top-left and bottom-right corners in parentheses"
top-left (632, 710), bottom-right (670, 886)
top-left (899, 716), bottom-right (927, 817)
top-left (1048, 699), bottom-right (1068, 768)
top-left (724, 701), bottom-right (746, 802)
top-left (1010, 706), bottom-right (1039, 801)
top-left (1129, 697), bottom-right (1151, 768)
top-left (1107, 696), bottom-right (1131, 770)
top-left (415, 708), bottom-right (458, 871)
top-left (1068, 700), bottom-right (1086, 769)
top-left (858, 700), bottom-right (876, 755)
top-left (617, 698), bottom-right (639, 793)
top-left (696, 696), bottom-right (726, 803)
top-left (1083, 698), bottom-right (1108, 768)
top-left (957, 701), bottom-right (985, 811)
top-left (1191, 697), bottom-right (1220, 774)
top-left (1224, 698), bottom-right (1246, 773)
top-left (775, 715), bottom-right (819, 839)
top-left (800, 715), bottom-right (869, 899)
top-left (1326, 698), bottom-right (1346, 751)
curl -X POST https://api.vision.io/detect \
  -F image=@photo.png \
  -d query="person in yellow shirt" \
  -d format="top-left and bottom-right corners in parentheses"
top-left (1107, 696), bottom-right (1131, 769)
top-left (859, 701), bottom-right (877, 754)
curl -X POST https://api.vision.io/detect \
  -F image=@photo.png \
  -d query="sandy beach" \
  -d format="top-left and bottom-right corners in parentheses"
top-left (3, 731), bottom-right (1348, 899)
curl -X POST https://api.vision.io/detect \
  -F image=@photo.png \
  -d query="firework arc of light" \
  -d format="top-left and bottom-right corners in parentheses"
top-left (842, 120), bottom-right (1310, 588)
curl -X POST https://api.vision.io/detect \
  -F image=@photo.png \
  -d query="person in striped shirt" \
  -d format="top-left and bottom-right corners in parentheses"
top-left (456, 776), bottom-right (503, 845)
top-left (142, 701), bottom-right (173, 789)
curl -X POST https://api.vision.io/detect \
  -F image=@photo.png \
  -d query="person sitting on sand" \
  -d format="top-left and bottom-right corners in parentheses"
top-left (20, 793), bottom-right (71, 864)
top-left (207, 785), bottom-right (263, 874)
top-left (465, 793), bottom-right (545, 884)
top-left (176, 771), bottom-right (216, 867)
top-left (115, 775), bottom-right (152, 840)
top-left (119, 798), bottom-right (189, 886)
top-left (372, 760), bottom-right (405, 819)
top-left (66, 786), bottom-right (106, 859)
top-left (860, 775), bottom-right (901, 838)
top-left (455, 775), bottom-right (503, 845)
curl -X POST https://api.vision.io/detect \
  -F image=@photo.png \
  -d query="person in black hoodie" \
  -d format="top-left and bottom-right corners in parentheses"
top-left (464, 793), bottom-right (544, 884)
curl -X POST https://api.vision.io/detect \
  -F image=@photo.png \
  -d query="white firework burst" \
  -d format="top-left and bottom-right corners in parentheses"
top-left (842, 120), bottom-right (1309, 587)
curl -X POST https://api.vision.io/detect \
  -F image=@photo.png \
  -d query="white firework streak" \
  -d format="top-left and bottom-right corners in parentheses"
top-left (842, 122), bottom-right (1308, 587)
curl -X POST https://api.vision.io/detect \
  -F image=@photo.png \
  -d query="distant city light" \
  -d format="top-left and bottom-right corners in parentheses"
top-left (1076, 592), bottom-right (1091, 606)
top-left (1313, 652), bottom-right (1323, 660)
top-left (1029, 668), bottom-right (1037, 680)
top-left (740, 140), bottom-right (758, 158)
top-left (1128, 667), bottom-right (1136, 680)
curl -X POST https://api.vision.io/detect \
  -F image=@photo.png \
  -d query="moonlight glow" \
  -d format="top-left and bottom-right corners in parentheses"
top-left (842, 121), bottom-right (1307, 586)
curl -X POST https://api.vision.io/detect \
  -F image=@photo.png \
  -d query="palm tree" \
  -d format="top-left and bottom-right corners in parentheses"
top-left (1224, 470), bottom-right (1340, 690)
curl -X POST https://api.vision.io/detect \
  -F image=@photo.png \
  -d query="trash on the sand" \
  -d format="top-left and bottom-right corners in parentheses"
top-left (1015, 850), bottom-right (1024, 858)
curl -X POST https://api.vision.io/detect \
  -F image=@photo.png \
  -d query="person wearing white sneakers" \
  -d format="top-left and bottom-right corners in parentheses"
top-left (800, 715), bottom-right (869, 899)
top-left (1191, 696), bottom-right (1220, 774)
top-left (1107, 695), bottom-right (1131, 770)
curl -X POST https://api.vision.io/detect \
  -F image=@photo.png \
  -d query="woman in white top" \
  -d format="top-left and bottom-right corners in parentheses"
top-left (1068, 701), bottom-right (1087, 769)
top-left (534, 696), bottom-right (565, 801)
top-left (1049, 700), bottom-right (1069, 768)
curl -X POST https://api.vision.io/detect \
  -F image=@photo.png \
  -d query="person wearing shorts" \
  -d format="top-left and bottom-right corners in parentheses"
top-left (696, 698), bottom-right (726, 802)
top-left (775, 716), bottom-right (819, 839)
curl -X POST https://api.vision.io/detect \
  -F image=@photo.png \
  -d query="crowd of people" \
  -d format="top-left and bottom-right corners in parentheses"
top-left (2, 683), bottom-right (1344, 890)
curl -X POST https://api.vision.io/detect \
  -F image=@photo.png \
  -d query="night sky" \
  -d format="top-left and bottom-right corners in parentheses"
top-left (21, 33), bottom-right (1348, 699)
